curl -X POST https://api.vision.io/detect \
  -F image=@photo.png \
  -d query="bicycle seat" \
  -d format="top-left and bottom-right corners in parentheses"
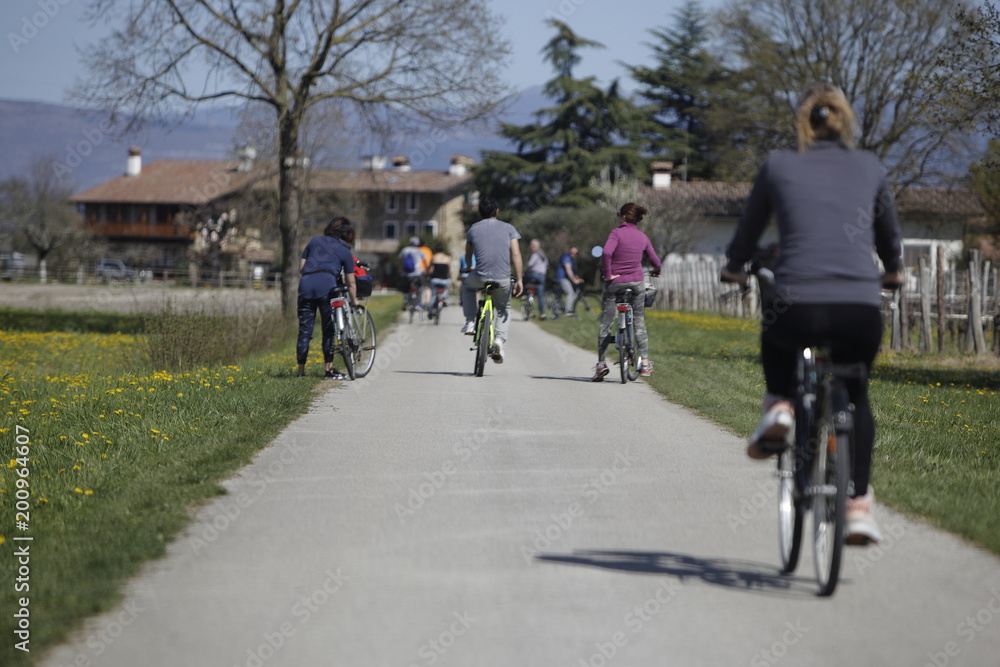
top-left (328, 284), bottom-right (349, 297)
top-left (617, 288), bottom-right (635, 301)
top-left (481, 280), bottom-right (504, 290)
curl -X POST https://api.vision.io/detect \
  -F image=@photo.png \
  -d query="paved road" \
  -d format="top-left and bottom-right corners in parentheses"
top-left (42, 304), bottom-right (1000, 666)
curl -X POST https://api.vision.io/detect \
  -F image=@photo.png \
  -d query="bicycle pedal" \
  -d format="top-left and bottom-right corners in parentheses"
top-left (757, 439), bottom-right (788, 455)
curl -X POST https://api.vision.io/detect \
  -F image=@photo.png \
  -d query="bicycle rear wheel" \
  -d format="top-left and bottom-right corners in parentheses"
top-left (811, 392), bottom-right (848, 596)
top-left (520, 296), bottom-right (532, 321)
top-left (626, 321), bottom-right (640, 381)
top-left (352, 307), bottom-right (377, 378)
top-left (618, 328), bottom-right (628, 384)
top-left (474, 308), bottom-right (491, 377)
top-left (338, 324), bottom-right (356, 381)
top-left (777, 441), bottom-right (804, 573)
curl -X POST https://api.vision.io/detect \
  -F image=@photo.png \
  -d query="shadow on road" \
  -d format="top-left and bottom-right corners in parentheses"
top-left (392, 370), bottom-right (473, 377)
top-left (529, 375), bottom-right (593, 383)
top-left (536, 549), bottom-right (822, 598)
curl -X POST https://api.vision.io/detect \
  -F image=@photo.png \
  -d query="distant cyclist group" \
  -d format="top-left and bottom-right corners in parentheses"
top-left (297, 82), bottom-right (902, 564)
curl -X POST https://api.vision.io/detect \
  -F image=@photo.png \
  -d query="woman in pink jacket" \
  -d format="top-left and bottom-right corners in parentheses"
top-left (592, 203), bottom-right (662, 381)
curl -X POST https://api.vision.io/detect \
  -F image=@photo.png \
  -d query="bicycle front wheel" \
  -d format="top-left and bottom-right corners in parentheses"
top-left (626, 321), bottom-right (640, 381)
top-left (811, 398), bottom-right (848, 596)
top-left (474, 308), bottom-right (491, 377)
top-left (777, 442), bottom-right (804, 573)
top-left (352, 307), bottom-right (377, 378)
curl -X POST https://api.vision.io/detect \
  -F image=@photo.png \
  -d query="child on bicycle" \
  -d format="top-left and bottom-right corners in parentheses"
top-left (593, 203), bottom-right (662, 382)
top-left (720, 82), bottom-right (903, 544)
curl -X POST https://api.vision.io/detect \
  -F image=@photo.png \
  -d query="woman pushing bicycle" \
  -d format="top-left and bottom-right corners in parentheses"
top-left (720, 82), bottom-right (903, 545)
top-left (592, 203), bottom-right (661, 382)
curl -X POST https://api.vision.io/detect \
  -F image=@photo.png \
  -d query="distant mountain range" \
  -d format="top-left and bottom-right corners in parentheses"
top-left (0, 89), bottom-right (546, 193)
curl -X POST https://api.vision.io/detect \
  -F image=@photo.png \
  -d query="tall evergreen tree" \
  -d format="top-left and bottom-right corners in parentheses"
top-left (476, 20), bottom-right (650, 212)
top-left (625, 1), bottom-right (730, 181)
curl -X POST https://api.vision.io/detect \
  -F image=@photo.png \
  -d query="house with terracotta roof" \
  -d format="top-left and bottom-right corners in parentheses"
top-left (297, 154), bottom-right (476, 281)
top-left (72, 150), bottom-right (476, 281)
top-left (69, 148), bottom-right (272, 271)
top-left (646, 162), bottom-right (987, 270)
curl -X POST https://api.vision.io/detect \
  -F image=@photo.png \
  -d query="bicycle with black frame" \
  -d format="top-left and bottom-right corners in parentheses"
top-left (721, 261), bottom-right (898, 596)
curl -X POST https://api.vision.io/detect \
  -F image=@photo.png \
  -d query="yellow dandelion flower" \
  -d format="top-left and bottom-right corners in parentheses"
top-left (73, 487), bottom-right (83, 493)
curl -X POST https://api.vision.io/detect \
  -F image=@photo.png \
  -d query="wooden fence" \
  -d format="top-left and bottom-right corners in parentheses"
top-left (648, 250), bottom-right (1000, 355)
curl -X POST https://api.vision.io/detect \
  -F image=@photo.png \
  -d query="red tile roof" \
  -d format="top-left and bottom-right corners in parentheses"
top-left (302, 168), bottom-right (473, 194)
top-left (70, 160), bottom-right (269, 205)
top-left (645, 182), bottom-right (985, 218)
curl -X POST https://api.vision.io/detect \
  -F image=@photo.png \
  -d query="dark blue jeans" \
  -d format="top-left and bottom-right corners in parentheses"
top-left (297, 295), bottom-right (334, 364)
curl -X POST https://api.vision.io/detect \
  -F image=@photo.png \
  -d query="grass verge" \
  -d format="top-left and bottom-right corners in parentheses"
top-left (541, 309), bottom-right (1000, 556)
top-left (0, 297), bottom-right (399, 666)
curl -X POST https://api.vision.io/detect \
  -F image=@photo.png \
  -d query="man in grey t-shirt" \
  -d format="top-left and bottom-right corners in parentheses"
top-left (461, 196), bottom-right (523, 363)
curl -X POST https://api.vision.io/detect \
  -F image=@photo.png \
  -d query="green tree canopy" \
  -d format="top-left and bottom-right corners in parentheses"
top-left (624, 1), bottom-right (732, 181)
top-left (476, 20), bottom-right (651, 212)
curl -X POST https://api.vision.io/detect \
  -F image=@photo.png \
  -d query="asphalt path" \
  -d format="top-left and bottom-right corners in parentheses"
top-left (41, 303), bottom-right (1000, 667)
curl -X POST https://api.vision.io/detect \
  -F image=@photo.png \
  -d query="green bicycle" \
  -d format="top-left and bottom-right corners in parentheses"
top-left (471, 280), bottom-right (503, 377)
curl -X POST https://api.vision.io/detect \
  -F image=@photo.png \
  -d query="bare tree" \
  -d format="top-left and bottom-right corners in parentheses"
top-left (0, 156), bottom-right (82, 283)
top-left (73, 0), bottom-right (511, 316)
top-left (716, 0), bottom-right (977, 188)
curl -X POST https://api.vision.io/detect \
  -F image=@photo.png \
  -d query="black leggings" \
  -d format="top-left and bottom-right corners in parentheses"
top-left (761, 303), bottom-right (882, 497)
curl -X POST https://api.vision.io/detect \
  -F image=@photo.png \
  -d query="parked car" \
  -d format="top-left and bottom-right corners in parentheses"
top-left (95, 259), bottom-right (136, 282)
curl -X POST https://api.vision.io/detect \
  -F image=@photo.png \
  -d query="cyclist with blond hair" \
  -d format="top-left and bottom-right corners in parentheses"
top-left (721, 82), bottom-right (903, 544)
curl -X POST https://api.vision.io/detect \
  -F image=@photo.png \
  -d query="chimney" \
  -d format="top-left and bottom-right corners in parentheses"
top-left (364, 155), bottom-right (387, 171)
top-left (391, 155), bottom-right (411, 172)
top-left (237, 145), bottom-right (257, 172)
top-left (126, 147), bottom-right (142, 177)
top-left (651, 161), bottom-right (673, 189)
top-left (449, 154), bottom-right (475, 177)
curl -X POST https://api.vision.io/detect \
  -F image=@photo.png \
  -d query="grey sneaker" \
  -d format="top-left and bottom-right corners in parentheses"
top-left (461, 321), bottom-right (475, 335)
top-left (491, 340), bottom-right (505, 363)
top-left (591, 361), bottom-right (609, 382)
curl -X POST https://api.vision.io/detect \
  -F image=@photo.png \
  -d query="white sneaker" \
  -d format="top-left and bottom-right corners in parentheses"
top-left (491, 340), bottom-right (505, 363)
top-left (846, 488), bottom-right (882, 545)
top-left (460, 321), bottom-right (475, 335)
top-left (748, 400), bottom-right (794, 459)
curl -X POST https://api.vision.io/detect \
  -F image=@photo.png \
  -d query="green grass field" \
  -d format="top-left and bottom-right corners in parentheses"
top-left (540, 309), bottom-right (1000, 555)
top-left (0, 298), bottom-right (399, 666)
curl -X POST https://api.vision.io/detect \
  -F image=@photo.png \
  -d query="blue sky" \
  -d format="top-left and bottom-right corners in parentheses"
top-left (2, 0), bottom-right (722, 105)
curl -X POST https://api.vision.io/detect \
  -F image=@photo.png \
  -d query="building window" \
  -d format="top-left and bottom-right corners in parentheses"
top-left (384, 221), bottom-right (398, 240)
top-left (404, 221), bottom-right (419, 238)
top-left (423, 220), bottom-right (438, 237)
top-left (407, 192), bottom-right (419, 212)
top-left (386, 194), bottom-right (398, 212)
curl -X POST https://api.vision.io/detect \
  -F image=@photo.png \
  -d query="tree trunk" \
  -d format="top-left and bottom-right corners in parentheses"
top-left (278, 109), bottom-right (302, 321)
